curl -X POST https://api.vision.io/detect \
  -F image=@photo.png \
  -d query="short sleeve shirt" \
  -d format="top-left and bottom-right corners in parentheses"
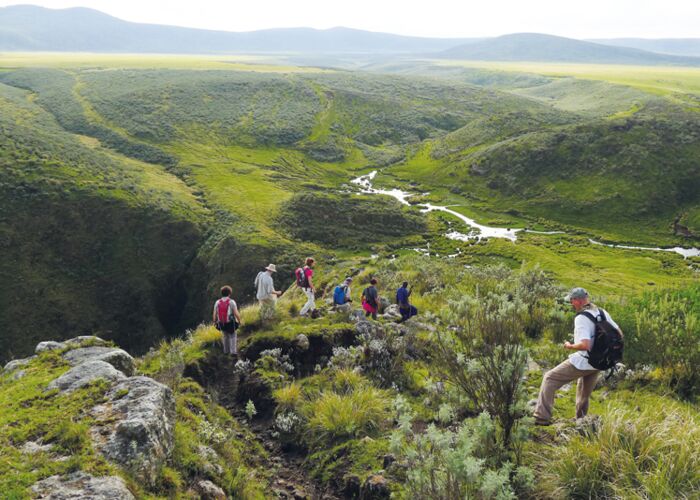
top-left (569, 306), bottom-right (620, 370)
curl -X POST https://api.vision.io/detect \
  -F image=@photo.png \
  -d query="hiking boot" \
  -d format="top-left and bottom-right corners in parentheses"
top-left (534, 419), bottom-right (552, 426)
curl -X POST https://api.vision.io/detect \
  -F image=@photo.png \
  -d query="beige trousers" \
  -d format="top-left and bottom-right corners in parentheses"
top-left (259, 294), bottom-right (277, 322)
top-left (533, 359), bottom-right (600, 422)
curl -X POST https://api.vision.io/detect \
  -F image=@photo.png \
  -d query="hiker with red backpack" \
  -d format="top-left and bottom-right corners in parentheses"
top-left (213, 285), bottom-right (242, 356)
top-left (296, 257), bottom-right (316, 317)
top-left (533, 287), bottom-right (624, 425)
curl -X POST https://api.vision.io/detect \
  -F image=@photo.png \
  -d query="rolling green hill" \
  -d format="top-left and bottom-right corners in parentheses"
top-left (0, 56), bottom-right (698, 361)
top-left (0, 81), bottom-right (205, 360)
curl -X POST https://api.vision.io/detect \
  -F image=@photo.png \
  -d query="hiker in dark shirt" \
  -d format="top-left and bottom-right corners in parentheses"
top-left (396, 281), bottom-right (418, 322)
top-left (362, 278), bottom-right (380, 320)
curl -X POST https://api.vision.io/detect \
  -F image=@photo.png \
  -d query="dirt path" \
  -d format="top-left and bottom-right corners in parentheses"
top-left (215, 363), bottom-right (339, 500)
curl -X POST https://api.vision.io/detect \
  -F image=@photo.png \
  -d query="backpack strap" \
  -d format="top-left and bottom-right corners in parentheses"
top-left (576, 310), bottom-right (599, 324)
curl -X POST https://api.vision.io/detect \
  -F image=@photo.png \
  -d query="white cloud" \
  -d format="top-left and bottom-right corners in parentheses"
top-left (2, 0), bottom-right (699, 38)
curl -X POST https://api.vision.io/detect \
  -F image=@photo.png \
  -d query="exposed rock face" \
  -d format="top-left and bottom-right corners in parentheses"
top-left (63, 347), bottom-right (136, 376)
top-left (362, 474), bottom-right (391, 499)
top-left (334, 303), bottom-right (353, 314)
top-left (382, 304), bottom-right (402, 320)
top-left (47, 360), bottom-right (126, 393)
top-left (35, 336), bottom-right (110, 354)
top-left (31, 471), bottom-right (135, 499)
top-left (3, 356), bottom-right (35, 372)
top-left (294, 334), bottom-right (310, 351)
top-left (349, 309), bottom-right (365, 322)
top-left (195, 480), bottom-right (227, 500)
top-left (35, 341), bottom-right (65, 354)
top-left (90, 377), bottom-right (175, 484)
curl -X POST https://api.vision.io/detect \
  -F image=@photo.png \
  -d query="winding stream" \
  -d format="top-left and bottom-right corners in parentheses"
top-left (351, 171), bottom-right (700, 259)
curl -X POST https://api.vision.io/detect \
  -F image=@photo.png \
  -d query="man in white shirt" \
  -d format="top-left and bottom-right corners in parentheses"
top-left (533, 287), bottom-right (622, 425)
top-left (254, 264), bottom-right (282, 324)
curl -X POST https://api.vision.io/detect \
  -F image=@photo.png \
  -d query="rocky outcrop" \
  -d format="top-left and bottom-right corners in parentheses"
top-left (47, 360), bottom-right (126, 393)
top-left (3, 356), bottom-right (35, 373)
top-left (31, 471), bottom-right (135, 499)
top-left (12, 335), bottom-right (176, 495)
top-left (362, 474), bottom-right (391, 499)
top-left (90, 377), bottom-right (175, 485)
top-left (35, 336), bottom-right (110, 355)
top-left (63, 346), bottom-right (135, 376)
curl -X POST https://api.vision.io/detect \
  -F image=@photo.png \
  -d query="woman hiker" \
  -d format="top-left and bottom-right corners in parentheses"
top-left (213, 285), bottom-right (242, 356)
top-left (297, 257), bottom-right (317, 317)
top-left (362, 278), bottom-right (381, 320)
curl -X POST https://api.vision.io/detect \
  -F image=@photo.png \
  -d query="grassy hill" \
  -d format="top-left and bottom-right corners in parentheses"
top-left (0, 81), bottom-right (206, 361)
top-left (0, 54), bottom-right (698, 360)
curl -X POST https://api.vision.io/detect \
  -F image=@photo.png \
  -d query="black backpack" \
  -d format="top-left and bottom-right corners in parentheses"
top-left (577, 309), bottom-right (624, 371)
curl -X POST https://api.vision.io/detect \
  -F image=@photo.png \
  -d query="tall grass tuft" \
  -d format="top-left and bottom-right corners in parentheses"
top-left (302, 386), bottom-right (390, 446)
top-left (537, 405), bottom-right (700, 498)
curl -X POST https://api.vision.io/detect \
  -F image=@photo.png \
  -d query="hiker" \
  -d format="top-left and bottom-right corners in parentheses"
top-left (362, 278), bottom-right (381, 320)
top-left (296, 257), bottom-right (316, 317)
top-left (333, 277), bottom-right (353, 308)
top-left (533, 287), bottom-right (623, 425)
top-left (396, 281), bottom-right (418, 322)
top-left (254, 264), bottom-right (282, 323)
top-left (213, 285), bottom-right (242, 356)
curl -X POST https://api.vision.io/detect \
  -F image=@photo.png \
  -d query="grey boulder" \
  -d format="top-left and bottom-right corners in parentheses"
top-left (382, 304), bottom-right (402, 319)
top-left (294, 334), bottom-right (310, 351)
top-left (195, 480), bottom-right (227, 500)
top-left (35, 336), bottom-right (110, 355)
top-left (35, 341), bottom-right (65, 354)
top-left (90, 377), bottom-right (175, 485)
top-left (47, 360), bottom-right (126, 393)
top-left (63, 347), bottom-right (135, 376)
top-left (31, 471), bottom-right (134, 499)
top-left (3, 356), bottom-right (35, 373)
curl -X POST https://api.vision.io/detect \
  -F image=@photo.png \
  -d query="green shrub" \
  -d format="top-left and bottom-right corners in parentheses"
top-left (391, 407), bottom-right (534, 500)
top-left (625, 285), bottom-right (700, 397)
top-left (435, 293), bottom-right (529, 449)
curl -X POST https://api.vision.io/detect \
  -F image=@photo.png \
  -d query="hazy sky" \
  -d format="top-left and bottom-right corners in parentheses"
top-left (2, 0), bottom-right (699, 38)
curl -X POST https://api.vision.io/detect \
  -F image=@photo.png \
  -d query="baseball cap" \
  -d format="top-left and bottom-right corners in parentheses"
top-left (565, 287), bottom-right (589, 301)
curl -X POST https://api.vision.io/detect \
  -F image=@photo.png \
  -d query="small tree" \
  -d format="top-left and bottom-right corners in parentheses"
top-left (435, 293), bottom-right (528, 450)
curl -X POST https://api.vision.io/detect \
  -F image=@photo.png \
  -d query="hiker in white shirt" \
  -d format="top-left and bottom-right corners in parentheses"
top-left (533, 287), bottom-right (622, 425)
top-left (254, 264), bottom-right (282, 324)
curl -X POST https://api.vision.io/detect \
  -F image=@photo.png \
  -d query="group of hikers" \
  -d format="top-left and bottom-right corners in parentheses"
top-left (212, 257), bottom-right (419, 354)
top-left (214, 262), bottom-right (623, 425)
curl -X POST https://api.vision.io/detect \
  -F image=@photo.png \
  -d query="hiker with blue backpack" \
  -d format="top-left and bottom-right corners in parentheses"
top-left (333, 277), bottom-right (353, 309)
top-left (296, 257), bottom-right (316, 317)
top-left (533, 287), bottom-right (624, 425)
top-left (396, 281), bottom-right (417, 322)
top-left (213, 285), bottom-right (242, 356)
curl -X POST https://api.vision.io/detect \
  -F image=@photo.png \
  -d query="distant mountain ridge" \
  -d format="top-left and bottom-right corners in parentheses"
top-left (589, 38), bottom-right (700, 57)
top-left (0, 5), bottom-right (473, 54)
top-left (1, 5), bottom-right (699, 66)
top-left (440, 33), bottom-right (700, 66)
